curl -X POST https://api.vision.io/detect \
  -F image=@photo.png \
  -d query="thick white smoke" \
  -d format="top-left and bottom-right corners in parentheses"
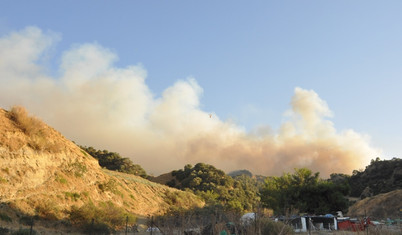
top-left (0, 27), bottom-right (380, 176)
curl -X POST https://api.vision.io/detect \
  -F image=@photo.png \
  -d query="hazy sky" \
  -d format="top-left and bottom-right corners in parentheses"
top-left (1, 1), bottom-right (401, 175)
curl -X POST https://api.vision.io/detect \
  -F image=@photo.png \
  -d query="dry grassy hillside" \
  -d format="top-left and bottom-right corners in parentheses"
top-left (348, 189), bottom-right (402, 219)
top-left (0, 106), bottom-right (203, 232)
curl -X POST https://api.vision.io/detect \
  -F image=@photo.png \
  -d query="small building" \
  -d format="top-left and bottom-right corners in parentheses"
top-left (288, 216), bottom-right (338, 232)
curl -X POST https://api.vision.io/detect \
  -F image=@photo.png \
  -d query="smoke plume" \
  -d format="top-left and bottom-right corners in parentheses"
top-left (0, 27), bottom-right (380, 177)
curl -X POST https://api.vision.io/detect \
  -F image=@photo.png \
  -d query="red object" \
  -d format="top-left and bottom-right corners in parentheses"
top-left (338, 218), bottom-right (371, 232)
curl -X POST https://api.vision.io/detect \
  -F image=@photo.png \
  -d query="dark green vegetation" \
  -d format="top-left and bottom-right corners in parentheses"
top-left (258, 158), bottom-right (401, 215)
top-left (76, 135), bottom-right (402, 217)
top-left (169, 163), bottom-right (260, 212)
top-left (261, 168), bottom-right (350, 215)
top-left (79, 145), bottom-right (148, 178)
top-left (67, 147), bottom-right (402, 218)
top-left (348, 157), bottom-right (402, 198)
top-left (158, 158), bottom-right (402, 216)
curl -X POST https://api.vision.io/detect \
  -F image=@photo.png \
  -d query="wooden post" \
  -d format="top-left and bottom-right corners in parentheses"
top-left (91, 218), bottom-right (94, 235)
top-left (254, 211), bottom-right (257, 235)
top-left (365, 210), bottom-right (368, 235)
top-left (125, 216), bottom-right (128, 235)
top-left (29, 217), bottom-right (34, 235)
top-left (151, 216), bottom-right (153, 235)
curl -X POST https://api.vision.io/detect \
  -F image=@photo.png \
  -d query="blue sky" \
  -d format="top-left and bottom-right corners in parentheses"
top-left (1, 1), bottom-right (401, 170)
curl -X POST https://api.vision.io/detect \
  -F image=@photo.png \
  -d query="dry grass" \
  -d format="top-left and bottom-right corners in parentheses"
top-left (9, 106), bottom-right (45, 136)
top-left (348, 190), bottom-right (402, 219)
top-left (4, 106), bottom-right (64, 153)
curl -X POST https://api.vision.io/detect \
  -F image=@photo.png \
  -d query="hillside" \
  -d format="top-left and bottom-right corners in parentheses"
top-left (349, 158), bottom-right (402, 198)
top-left (348, 189), bottom-right (402, 219)
top-left (0, 107), bottom-right (203, 232)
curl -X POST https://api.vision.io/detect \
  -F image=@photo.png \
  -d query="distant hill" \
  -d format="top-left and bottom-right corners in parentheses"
top-left (0, 107), bottom-right (203, 233)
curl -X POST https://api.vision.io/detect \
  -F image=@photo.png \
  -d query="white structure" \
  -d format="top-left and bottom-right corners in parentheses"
top-left (290, 216), bottom-right (338, 233)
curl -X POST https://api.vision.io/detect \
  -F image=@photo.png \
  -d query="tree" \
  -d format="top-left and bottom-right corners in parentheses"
top-left (170, 163), bottom-right (260, 212)
top-left (349, 158), bottom-right (402, 197)
top-left (79, 145), bottom-right (147, 178)
top-left (260, 168), bottom-right (349, 215)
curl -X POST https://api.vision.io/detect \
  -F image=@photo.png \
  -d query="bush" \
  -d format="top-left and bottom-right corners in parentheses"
top-left (168, 163), bottom-right (260, 212)
top-left (0, 177), bottom-right (7, 184)
top-left (69, 162), bottom-right (88, 178)
top-left (79, 146), bottom-right (148, 178)
top-left (35, 201), bottom-right (60, 220)
top-left (97, 180), bottom-right (118, 193)
top-left (55, 175), bottom-right (68, 184)
top-left (0, 213), bottom-right (11, 222)
top-left (68, 201), bottom-right (135, 232)
top-left (64, 192), bottom-right (81, 201)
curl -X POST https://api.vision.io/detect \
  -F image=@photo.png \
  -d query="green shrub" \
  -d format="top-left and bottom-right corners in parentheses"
top-left (97, 180), bottom-right (117, 193)
top-left (64, 192), bottom-right (81, 201)
top-left (0, 177), bottom-right (8, 184)
top-left (55, 176), bottom-right (68, 184)
top-left (0, 213), bottom-right (11, 222)
top-left (70, 162), bottom-right (87, 177)
top-left (80, 150), bottom-right (88, 156)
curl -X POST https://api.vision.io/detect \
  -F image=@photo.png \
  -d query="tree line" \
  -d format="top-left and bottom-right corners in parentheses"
top-left (79, 145), bottom-right (148, 178)
top-left (77, 144), bottom-right (401, 216)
